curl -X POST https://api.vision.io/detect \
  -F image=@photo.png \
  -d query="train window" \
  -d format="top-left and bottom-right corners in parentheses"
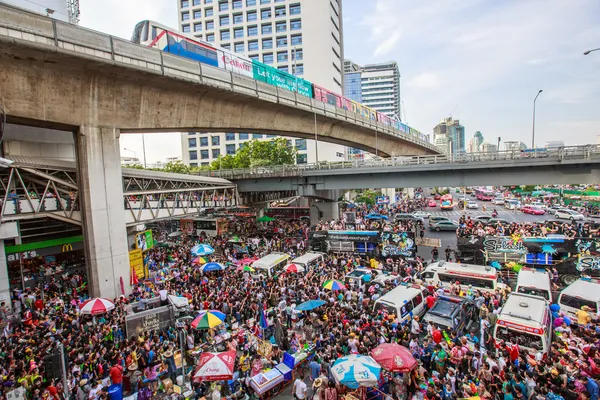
top-left (142, 21), bottom-right (149, 43)
top-left (151, 27), bottom-right (157, 40)
top-left (131, 21), bottom-right (145, 44)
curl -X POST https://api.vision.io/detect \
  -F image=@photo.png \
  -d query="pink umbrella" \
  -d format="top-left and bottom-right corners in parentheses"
top-left (284, 263), bottom-right (305, 273)
top-left (79, 298), bottom-right (115, 315)
top-left (193, 351), bottom-right (236, 382)
top-left (370, 343), bottom-right (417, 372)
top-left (235, 257), bottom-right (257, 266)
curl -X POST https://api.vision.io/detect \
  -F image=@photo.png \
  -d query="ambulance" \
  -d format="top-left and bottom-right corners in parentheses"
top-left (493, 293), bottom-right (552, 357)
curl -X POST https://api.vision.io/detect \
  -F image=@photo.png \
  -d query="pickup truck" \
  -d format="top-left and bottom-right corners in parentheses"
top-left (422, 295), bottom-right (478, 335)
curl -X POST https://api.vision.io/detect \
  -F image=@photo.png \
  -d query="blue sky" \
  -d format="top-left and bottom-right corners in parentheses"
top-left (78, 0), bottom-right (600, 162)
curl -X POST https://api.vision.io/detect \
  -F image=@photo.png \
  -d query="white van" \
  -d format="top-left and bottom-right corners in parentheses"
top-left (421, 261), bottom-right (505, 294)
top-left (291, 252), bottom-right (325, 270)
top-left (373, 284), bottom-right (429, 325)
top-left (558, 279), bottom-right (600, 321)
top-left (504, 199), bottom-right (521, 210)
top-left (493, 293), bottom-right (551, 356)
top-left (252, 252), bottom-right (291, 277)
top-left (515, 268), bottom-right (553, 301)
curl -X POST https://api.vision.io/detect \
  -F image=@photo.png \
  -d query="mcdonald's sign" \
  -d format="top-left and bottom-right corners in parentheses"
top-left (62, 243), bottom-right (73, 253)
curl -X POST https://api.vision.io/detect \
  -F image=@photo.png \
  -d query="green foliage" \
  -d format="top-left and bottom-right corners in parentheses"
top-left (354, 189), bottom-right (381, 206)
top-left (209, 138), bottom-right (297, 170)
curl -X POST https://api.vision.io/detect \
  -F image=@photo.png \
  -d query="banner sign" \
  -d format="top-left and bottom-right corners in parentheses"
top-left (125, 306), bottom-right (174, 337)
top-left (576, 256), bottom-right (600, 272)
top-left (129, 249), bottom-right (145, 279)
top-left (135, 230), bottom-right (154, 252)
top-left (380, 232), bottom-right (416, 258)
top-left (6, 240), bottom-right (84, 262)
top-left (179, 219), bottom-right (194, 235)
top-left (482, 236), bottom-right (527, 254)
top-left (376, 196), bottom-right (390, 205)
top-left (326, 231), bottom-right (380, 243)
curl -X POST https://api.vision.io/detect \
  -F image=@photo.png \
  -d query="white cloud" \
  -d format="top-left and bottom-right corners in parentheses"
top-left (407, 72), bottom-right (442, 89)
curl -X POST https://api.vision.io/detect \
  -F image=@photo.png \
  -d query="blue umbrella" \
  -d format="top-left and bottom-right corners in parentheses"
top-left (365, 213), bottom-right (388, 220)
top-left (331, 354), bottom-right (381, 389)
top-left (201, 262), bottom-right (224, 272)
top-left (191, 244), bottom-right (215, 256)
top-left (295, 299), bottom-right (326, 311)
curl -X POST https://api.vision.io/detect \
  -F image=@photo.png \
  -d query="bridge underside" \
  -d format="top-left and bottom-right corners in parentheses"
top-left (0, 31), bottom-right (436, 157)
top-left (233, 161), bottom-right (600, 192)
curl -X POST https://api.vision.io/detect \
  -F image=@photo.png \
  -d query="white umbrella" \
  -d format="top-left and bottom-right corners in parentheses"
top-left (193, 351), bottom-right (236, 382)
top-left (79, 298), bottom-right (115, 315)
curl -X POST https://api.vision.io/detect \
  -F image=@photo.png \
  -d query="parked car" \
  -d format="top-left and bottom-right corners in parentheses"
top-left (555, 209), bottom-right (585, 221)
top-left (472, 215), bottom-right (493, 223)
top-left (521, 205), bottom-right (546, 215)
top-left (395, 213), bottom-right (424, 223)
top-left (428, 199), bottom-right (437, 207)
top-left (412, 211), bottom-right (432, 218)
top-left (429, 216), bottom-right (452, 224)
top-left (434, 194), bottom-right (441, 200)
top-left (466, 201), bottom-right (478, 209)
top-left (493, 197), bottom-right (506, 205)
top-left (429, 220), bottom-right (459, 231)
top-left (422, 295), bottom-right (478, 336)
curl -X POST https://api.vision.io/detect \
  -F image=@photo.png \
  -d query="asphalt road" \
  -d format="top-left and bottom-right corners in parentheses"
top-left (416, 193), bottom-right (550, 260)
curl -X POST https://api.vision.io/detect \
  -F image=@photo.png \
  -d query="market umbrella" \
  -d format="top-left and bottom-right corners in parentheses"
top-left (193, 351), bottom-right (236, 382)
top-left (369, 343), bottom-right (417, 373)
top-left (191, 310), bottom-right (227, 329)
top-left (365, 213), bottom-right (388, 220)
top-left (295, 299), bottom-right (326, 311)
top-left (284, 263), bottom-right (305, 273)
top-left (201, 262), bottom-right (225, 273)
top-left (256, 215), bottom-right (274, 222)
top-left (191, 244), bottom-right (215, 256)
top-left (235, 257), bottom-right (257, 266)
top-left (192, 257), bottom-right (207, 265)
top-left (237, 265), bottom-right (255, 272)
top-left (80, 298), bottom-right (115, 315)
top-left (323, 280), bottom-right (346, 291)
top-left (331, 354), bottom-right (381, 389)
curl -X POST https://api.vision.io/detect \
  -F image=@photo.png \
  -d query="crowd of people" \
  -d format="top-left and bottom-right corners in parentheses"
top-left (1, 191), bottom-right (600, 400)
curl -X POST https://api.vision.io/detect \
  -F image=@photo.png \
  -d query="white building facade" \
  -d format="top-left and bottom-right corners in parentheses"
top-left (177, 0), bottom-right (347, 167)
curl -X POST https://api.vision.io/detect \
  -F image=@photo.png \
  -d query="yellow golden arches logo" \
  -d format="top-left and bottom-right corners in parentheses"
top-left (62, 243), bottom-right (73, 252)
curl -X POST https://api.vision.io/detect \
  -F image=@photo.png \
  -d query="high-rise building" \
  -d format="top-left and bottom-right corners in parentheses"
top-left (177, 0), bottom-right (347, 166)
top-left (467, 131), bottom-right (484, 153)
top-left (344, 59), bottom-right (401, 119)
top-left (433, 117), bottom-right (465, 155)
top-left (342, 59), bottom-right (401, 159)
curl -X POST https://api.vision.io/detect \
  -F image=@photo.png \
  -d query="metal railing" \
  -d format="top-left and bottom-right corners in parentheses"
top-left (0, 2), bottom-right (437, 153)
top-left (199, 145), bottom-right (600, 179)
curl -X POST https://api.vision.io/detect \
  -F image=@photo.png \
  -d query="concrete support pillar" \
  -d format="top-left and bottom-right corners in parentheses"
top-left (76, 126), bottom-right (129, 298)
top-left (0, 241), bottom-right (10, 308)
top-left (310, 201), bottom-right (340, 225)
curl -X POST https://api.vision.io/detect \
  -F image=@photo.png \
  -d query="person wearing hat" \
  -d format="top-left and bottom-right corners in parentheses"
top-left (162, 344), bottom-right (177, 382)
top-left (312, 378), bottom-right (325, 400)
top-left (210, 383), bottom-right (222, 400)
top-left (76, 379), bottom-right (90, 400)
top-left (126, 363), bottom-right (142, 395)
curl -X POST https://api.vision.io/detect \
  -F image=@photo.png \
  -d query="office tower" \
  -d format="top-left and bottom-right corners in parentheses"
top-left (343, 59), bottom-right (401, 159)
top-left (433, 117), bottom-right (465, 155)
top-left (177, 0), bottom-right (346, 166)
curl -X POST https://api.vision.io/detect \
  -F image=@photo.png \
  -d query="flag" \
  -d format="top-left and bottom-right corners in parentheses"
top-left (259, 303), bottom-right (268, 330)
top-left (131, 268), bottom-right (139, 286)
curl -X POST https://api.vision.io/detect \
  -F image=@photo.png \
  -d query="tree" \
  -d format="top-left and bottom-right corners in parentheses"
top-left (162, 161), bottom-right (191, 174)
top-left (354, 189), bottom-right (381, 206)
top-left (209, 138), bottom-right (297, 170)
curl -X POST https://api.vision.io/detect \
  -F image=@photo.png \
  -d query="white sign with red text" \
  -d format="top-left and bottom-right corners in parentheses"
top-left (217, 50), bottom-right (253, 78)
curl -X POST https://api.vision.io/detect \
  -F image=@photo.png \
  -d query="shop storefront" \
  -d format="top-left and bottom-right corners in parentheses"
top-left (5, 235), bottom-right (87, 293)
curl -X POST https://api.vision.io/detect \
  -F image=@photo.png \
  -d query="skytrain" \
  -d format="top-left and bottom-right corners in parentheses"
top-left (131, 20), bottom-right (429, 143)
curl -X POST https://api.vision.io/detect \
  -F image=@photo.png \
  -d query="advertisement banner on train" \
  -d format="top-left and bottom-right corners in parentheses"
top-left (380, 232), bottom-right (416, 258)
top-left (217, 50), bottom-right (253, 78)
top-left (458, 235), bottom-right (599, 256)
top-left (252, 61), bottom-right (313, 97)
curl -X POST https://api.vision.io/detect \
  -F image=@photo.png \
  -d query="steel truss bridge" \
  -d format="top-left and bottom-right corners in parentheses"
top-left (0, 157), bottom-right (238, 227)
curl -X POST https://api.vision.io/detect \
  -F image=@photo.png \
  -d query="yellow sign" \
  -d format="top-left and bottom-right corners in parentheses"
top-left (129, 249), bottom-right (145, 279)
top-left (62, 243), bottom-right (73, 252)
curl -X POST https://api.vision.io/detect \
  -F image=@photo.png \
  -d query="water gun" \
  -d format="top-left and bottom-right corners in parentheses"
top-left (443, 330), bottom-right (452, 345)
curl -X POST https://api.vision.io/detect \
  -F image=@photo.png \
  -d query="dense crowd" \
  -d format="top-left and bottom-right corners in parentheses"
top-left (2, 194), bottom-right (600, 400)
top-left (456, 216), bottom-right (599, 238)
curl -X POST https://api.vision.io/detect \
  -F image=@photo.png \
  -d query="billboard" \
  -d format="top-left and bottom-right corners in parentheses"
top-left (217, 50), bottom-right (253, 78)
top-left (179, 219), bottom-right (194, 235)
top-left (135, 230), bottom-right (154, 251)
top-left (376, 196), bottom-right (390, 205)
top-left (125, 306), bottom-right (174, 337)
top-left (129, 249), bottom-right (145, 279)
top-left (252, 61), bottom-right (313, 98)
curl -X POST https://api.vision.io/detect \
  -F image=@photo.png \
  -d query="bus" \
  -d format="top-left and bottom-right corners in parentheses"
top-left (440, 194), bottom-right (454, 210)
top-left (194, 218), bottom-right (228, 237)
top-left (475, 188), bottom-right (495, 201)
top-left (225, 206), bottom-right (256, 218)
top-left (264, 206), bottom-right (310, 219)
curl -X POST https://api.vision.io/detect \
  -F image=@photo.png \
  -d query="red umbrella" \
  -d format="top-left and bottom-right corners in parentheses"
top-left (193, 351), bottom-right (236, 382)
top-left (370, 343), bottom-right (417, 372)
top-left (79, 298), bottom-right (115, 315)
top-left (284, 263), bottom-right (305, 273)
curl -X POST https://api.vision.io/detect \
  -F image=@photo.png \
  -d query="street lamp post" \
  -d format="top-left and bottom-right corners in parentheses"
top-left (583, 48), bottom-right (600, 55)
top-left (532, 90), bottom-right (543, 149)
